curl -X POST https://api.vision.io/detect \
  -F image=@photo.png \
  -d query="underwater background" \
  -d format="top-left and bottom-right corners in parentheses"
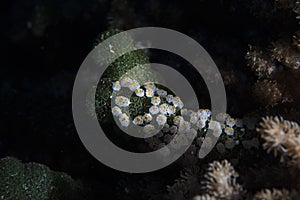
top-left (1, 0), bottom-right (300, 199)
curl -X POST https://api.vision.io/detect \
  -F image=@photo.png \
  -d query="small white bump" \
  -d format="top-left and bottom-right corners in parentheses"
top-left (133, 115), bottom-right (143, 125)
top-left (226, 118), bottom-right (236, 127)
top-left (180, 108), bottom-right (188, 116)
top-left (173, 116), bottom-right (184, 125)
top-left (112, 81), bottom-right (121, 91)
top-left (196, 120), bottom-right (206, 130)
top-left (190, 116), bottom-right (198, 124)
top-left (167, 105), bottom-right (176, 115)
top-left (156, 89), bottom-right (167, 97)
top-left (170, 134), bottom-right (188, 149)
top-left (111, 106), bottom-right (122, 117)
top-left (143, 113), bottom-right (153, 123)
top-left (120, 76), bottom-right (132, 87)
top-left (156, 114), bottom-right (167, 126)
top-left (115, 96), bottom-right (130, 107)
top-left (159, 103), bottom-right (169, 115)
top-left (143, 124), bottom-right (156, 135)
top-left (224, 127), bottom-right (234, 136)
top-left (151, 96), bottom-right (161, 106)
top-left (172, 96), bottom-right (184, 109)
top-left (149, 105), bottom-right (160, 115)
top-left (135, 88), bottom-right (144, 97)
top-left (145, 89), bottom-right (155, 97)
top-left (178, 121), bottom-right (191, 133)
top-left (128, 80), bottom-right (140, 91)
top-left (119, 113), bottom-right (130, 127)
top-left (166, 94), bottom-right (174, 103)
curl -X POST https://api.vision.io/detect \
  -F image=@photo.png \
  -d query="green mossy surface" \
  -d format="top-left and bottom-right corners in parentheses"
top-left (0, 157), bottom-right (82, 200)
top-left (93, 29), bottom-right (157, 123)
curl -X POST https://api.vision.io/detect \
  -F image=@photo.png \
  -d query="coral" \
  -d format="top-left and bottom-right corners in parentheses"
top-left (192, 194), bottom-right (216, 200)
top-left (257, 116), bottom-right (300, 168)
top-left (166, 166), bottom-right (203, 200)
top-left (245, 45), bottom-right (277, 79)
top-left (166, 160), bottom-right (245, 200)
top-left (271, 40), bottom-right (300, 69)
top-left (245, 0), bottom-right (300, 110)
top-left (203, 160), bottom-right (243, 200)
top-left (253, 188), bottom-right (297, 200)
top-left (0, 157), bottom-right (82, 200)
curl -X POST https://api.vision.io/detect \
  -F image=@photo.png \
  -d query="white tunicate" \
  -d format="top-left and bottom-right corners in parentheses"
top-left (205, 109), bottom-right (212, 117)
top-left (149, 105), bottom-right (160, 115)
top-left (170, 134), bottom-right (188, 149)
top-left (159, 103), bottom-right (169, 115)
top-left (144, 82), bottom-right (156, 91)
top-left (173, 116), bottom-right (184, 126)
top-left (169, 125), bottom-right (178, 134)
top-left (167, 105), bottom-right (176, 115)
top-left (197, 109), bottom-right (206, 117)
top-left (156, 89), bottom-right (167, 97)
top-left (212, 126), bottom-right (222, 137)
top-left (112, 81), bottom-right (121, 91)
top-left (162, 123), bottom-right (170, 132)
top-left (143, 113), bottom-right (153, 123)
top-left (135, 88), bottom-right (144, 97)
top-left (133, 115), bottom-right (144, 125)
top-left (224, 127), bottom-right (234, 136)
top-left (166, 94), bottom-right (174, 103)
top-left (226, 118), bottom-right (236, 127)
top-left (143, 124), bottom-right (156, 135)
top-left (172, 96), bottom-right (184, 109)
top-left (198, 113), bottom-right (208, 123)
top-left (189, 111), bottom-right (198, 118)
top-left (215, 112), bottom-right (230, 123)
top-left (190, 116), bottom-right (198, 124)
top-left (115, 96), bottom-right (130, 107)
top-left (156, 114), bottom-right (167, 126)
top-left (178, 121), bottom-right (191, 133)
top-left (180, 108), bottom-right (188, 116)
top-left (128, 80), bottom-right (140, 91)
top-left (208, 120), bottom-right (221, 130)
top-left (119, 113), bottom-right (130, 127)
top-left (151, 96), bottom-right (161, 106)
top-left (196, 120), bottom-right (206, 130)
top-left (145, 89), bottom-right (155, 97)
top-left (120, 76), bottom-right (132, 87)
top-left (111, 106), bottom-right (122, 117)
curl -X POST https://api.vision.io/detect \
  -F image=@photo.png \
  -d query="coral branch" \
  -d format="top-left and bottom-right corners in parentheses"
top-left (271, 40), bottom-right (300, 69)
top-left (257, 116), bottom-right (300, 168)
top-left (203, 160), bottom-right (243, 200)
top-left (253, 188), bottom-right (297, 200)
top-left (245, 45), bottom-right (276, 79)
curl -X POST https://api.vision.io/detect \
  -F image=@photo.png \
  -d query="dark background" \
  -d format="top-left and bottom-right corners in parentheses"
top-left (1, 0), bottom-right (297, 199)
